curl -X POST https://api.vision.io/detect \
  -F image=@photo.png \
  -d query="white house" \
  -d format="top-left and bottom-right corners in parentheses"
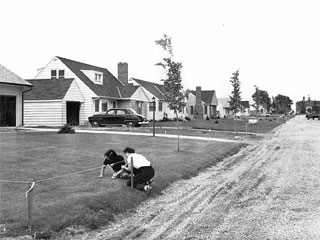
top-left (186, 86), bottom-right (218, 119)
top-left (129, 78), bottom-right (187, 121)
top-left (24, 57), bottom-right (150, 126)
top-left (0, 64), bottom-right (33, 127)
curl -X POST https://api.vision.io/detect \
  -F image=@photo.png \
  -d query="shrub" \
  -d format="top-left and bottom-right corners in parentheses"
top-left (206, 115), bottom-right (210, 120)
top-left (58, 124), bottom-right (75, 134)
top-left (185, 116), bottom-right (191, 121)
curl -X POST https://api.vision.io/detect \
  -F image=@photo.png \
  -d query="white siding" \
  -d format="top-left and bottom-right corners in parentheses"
top-left (0, 84), bottom-right (24, 126)
top-left (130, 87), bottom-right (149, 102)
top-left (34, 57), bottom-right (75, 79)
top-left (34, 57), bottom-right (97, 125)
top-left (24, 100), bottom-right (64, 126)
top-left (63, 81), bottom-right (84, 102)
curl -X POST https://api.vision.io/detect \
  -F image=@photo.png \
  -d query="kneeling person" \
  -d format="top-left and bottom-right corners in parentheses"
top-left (122, 147), bottom-right (154, 193)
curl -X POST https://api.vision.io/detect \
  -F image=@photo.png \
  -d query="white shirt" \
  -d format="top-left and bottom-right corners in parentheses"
top-left (127, 153), bottom-right (151, 169)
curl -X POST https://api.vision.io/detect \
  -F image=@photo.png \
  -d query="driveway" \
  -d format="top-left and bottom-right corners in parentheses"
top-left (60, 115), bottom-right (320, 239)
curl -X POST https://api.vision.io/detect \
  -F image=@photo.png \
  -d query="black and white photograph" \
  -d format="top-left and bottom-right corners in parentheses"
top-left (1, 0), bottom-right (320, 239)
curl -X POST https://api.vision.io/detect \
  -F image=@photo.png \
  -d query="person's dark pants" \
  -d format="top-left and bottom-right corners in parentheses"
top-left (127, 166), bottom-right (155, 191)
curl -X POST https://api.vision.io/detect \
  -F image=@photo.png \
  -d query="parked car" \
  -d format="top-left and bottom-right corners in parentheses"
top-left (306, 111), bottom-right (320, 120)
top-left (88, 108), bottom-right (149, 127)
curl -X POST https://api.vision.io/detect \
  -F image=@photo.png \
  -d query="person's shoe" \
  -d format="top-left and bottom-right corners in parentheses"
top-left (144, 185), bottom-right (152, 195)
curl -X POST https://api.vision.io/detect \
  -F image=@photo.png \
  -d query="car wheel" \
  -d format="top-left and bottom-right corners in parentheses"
top-left (90, 121), bottom-right (99, 127)
top-left (126, 121), bottom-right (138, 127)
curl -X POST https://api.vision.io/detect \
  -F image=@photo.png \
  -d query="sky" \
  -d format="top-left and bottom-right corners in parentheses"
top-left (1, 0), bottom-right (319, 106)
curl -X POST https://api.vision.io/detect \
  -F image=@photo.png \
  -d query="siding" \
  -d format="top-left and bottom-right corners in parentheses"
top-left (24, 100), bottom-right (64, 126)
top-left (35, 57), bottom-right (97, 125)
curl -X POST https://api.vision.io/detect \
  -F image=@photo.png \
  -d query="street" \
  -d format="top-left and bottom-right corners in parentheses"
top-left (64, 115), bottom-right (320, 240)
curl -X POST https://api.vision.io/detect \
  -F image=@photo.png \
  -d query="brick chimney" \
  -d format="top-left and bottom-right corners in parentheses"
top-left (118, 62), bottom-right (128, 85)
top-left (194, 86), bottom-right (203, 119)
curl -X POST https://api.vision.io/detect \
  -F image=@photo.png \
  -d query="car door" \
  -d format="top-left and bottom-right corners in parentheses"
top-left (101, 109), bottom-right (116, 125)
top-left (115, 109), bottom-right (126, 125)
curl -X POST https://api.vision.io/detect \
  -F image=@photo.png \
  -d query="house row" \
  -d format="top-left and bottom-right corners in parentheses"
top-left (1, 56), bottom-right (250, 127)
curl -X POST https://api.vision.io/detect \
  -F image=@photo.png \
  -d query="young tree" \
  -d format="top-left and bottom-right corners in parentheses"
top-left (155, 34), bottom-right (185, 151)
top-left (229, 70), bottom-right (242, 115)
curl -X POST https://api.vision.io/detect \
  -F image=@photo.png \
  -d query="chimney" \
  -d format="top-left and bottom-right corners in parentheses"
top-left (118, 62), bottom-right (128, 85)
top-left (194, 86), bottom-right (204, 119)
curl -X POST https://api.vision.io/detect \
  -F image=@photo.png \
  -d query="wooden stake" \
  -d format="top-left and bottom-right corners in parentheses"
top-left (130, 157), bottom-right (134, 189)
top-left (26, 182), bottom-right (35, 232)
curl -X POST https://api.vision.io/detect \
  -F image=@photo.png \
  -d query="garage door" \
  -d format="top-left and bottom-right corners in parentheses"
top-left (0, 95), bottom-right (16, 126)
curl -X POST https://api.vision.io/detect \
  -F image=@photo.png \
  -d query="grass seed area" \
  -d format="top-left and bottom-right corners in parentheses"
top-left (0, 131), bottom-right (245, 238)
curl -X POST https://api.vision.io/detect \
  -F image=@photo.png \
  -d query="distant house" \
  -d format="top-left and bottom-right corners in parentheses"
top-left (240, 101), bottom-right (250, 116)
top-left (187, 86), bottom-right (218, 119)
top-left (296, 96), bottom-right (320, 114)
top-left (217, 98), bottom-right (231, 118)
top-left (129, 78), bottom-right (186, 120)
top-left (24, 57), bottom-right (149, 126)
top-left (0, 64), bottom-right (33, 127)
top-left (217, 98), bottom-right (251, 117)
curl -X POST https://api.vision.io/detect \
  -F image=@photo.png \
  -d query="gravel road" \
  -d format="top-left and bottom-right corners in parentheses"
top-left (63, 115), bottom-right (320, 240)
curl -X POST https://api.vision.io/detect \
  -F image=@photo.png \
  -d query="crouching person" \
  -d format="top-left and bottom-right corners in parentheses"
top-left (122, 147), bottom-right (154, 193)
top-left (99, 149), bottom-right (126, 178)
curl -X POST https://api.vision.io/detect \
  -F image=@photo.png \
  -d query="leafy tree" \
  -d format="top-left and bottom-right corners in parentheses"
top-left (156, 34), bottom-right (185, 151)
top-left (252, 86), bottom-right (272, 113)
top-left (229, 70), bottom-right (242, 115)
top-left (272, 94), bottom-right (293, 114)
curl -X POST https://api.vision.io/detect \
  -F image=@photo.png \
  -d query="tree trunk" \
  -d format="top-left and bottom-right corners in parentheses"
top-left (175, 110), bottom-right (180, 152)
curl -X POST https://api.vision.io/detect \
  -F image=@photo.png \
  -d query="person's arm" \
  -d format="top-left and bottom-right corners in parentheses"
top-left (99, 165), bottom-right (106, 178)
top-left (111, 168), bottom-right (125, 178)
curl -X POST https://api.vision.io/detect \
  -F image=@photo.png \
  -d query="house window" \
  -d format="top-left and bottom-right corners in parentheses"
top-left (51, 70), bottom-right (57, 79)
top-left (51, 69), bottom-right (64, 79)
top-left (113, 102), bottom-right (116, 108)
top-left (190, 106), bottom-right (194, 115)
top-left (159, 101), bottom-right (163, 112)
top-left (95, 73), bottom-right (102, 83)
top-left (102, 100), bottom-right (108, 112)
top-left (58, 70), bottom-right (65, 79)
top-left (204, 105), bottom-right (208, 115)
top-left (95, 99), bottom-right (99, 112)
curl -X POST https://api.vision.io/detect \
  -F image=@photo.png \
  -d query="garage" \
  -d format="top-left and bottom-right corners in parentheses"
top-left (0, 64), bottom-right (33, 127)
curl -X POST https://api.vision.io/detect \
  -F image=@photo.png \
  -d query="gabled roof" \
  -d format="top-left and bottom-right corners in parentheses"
top-left (0, 64), bottom-right (33, 86)
top-left (117, 85), bottom-right (140, 99)
top-left (241, 101), bottom-right (250, 108)
top-left (24, 79), bottom-right (74, 100)
top-left (131, 78), bottom-right (164, 100)
top-left (218, 98), bottom-right (230, 107)
top-left (57, 56), bottom-right (124, 99)
top-left (191, 90), bottom-right (218, 105)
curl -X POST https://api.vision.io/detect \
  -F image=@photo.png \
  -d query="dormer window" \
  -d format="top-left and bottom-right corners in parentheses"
top-left (95, 73), bottom-right (102, 83)
top-left (51, 69), bottom-right (65, 79)
top-left (80, 70), bottom-right (103, 85)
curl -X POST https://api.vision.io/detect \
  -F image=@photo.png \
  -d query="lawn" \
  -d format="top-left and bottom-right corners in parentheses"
top-left (0, 131), bottom-right (245, 238)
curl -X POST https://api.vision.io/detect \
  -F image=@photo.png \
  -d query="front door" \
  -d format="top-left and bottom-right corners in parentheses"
top-left (0, 95), bottom-right (16, 127)
top-left (66, 101), bottom-right (80, 126)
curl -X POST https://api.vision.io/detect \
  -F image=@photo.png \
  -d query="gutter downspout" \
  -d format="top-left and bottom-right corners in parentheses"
top-left (22, 87), bottom-right (33, 126)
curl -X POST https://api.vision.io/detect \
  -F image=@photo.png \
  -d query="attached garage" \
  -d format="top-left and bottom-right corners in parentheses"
top-left (0, 64), bottom-right (33, 127)
top-left (24, 79), bottom-right (84, 126)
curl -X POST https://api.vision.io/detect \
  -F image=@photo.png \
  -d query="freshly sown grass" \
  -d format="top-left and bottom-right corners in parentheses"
top-left (0, 131), bottom-right (245, 238)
